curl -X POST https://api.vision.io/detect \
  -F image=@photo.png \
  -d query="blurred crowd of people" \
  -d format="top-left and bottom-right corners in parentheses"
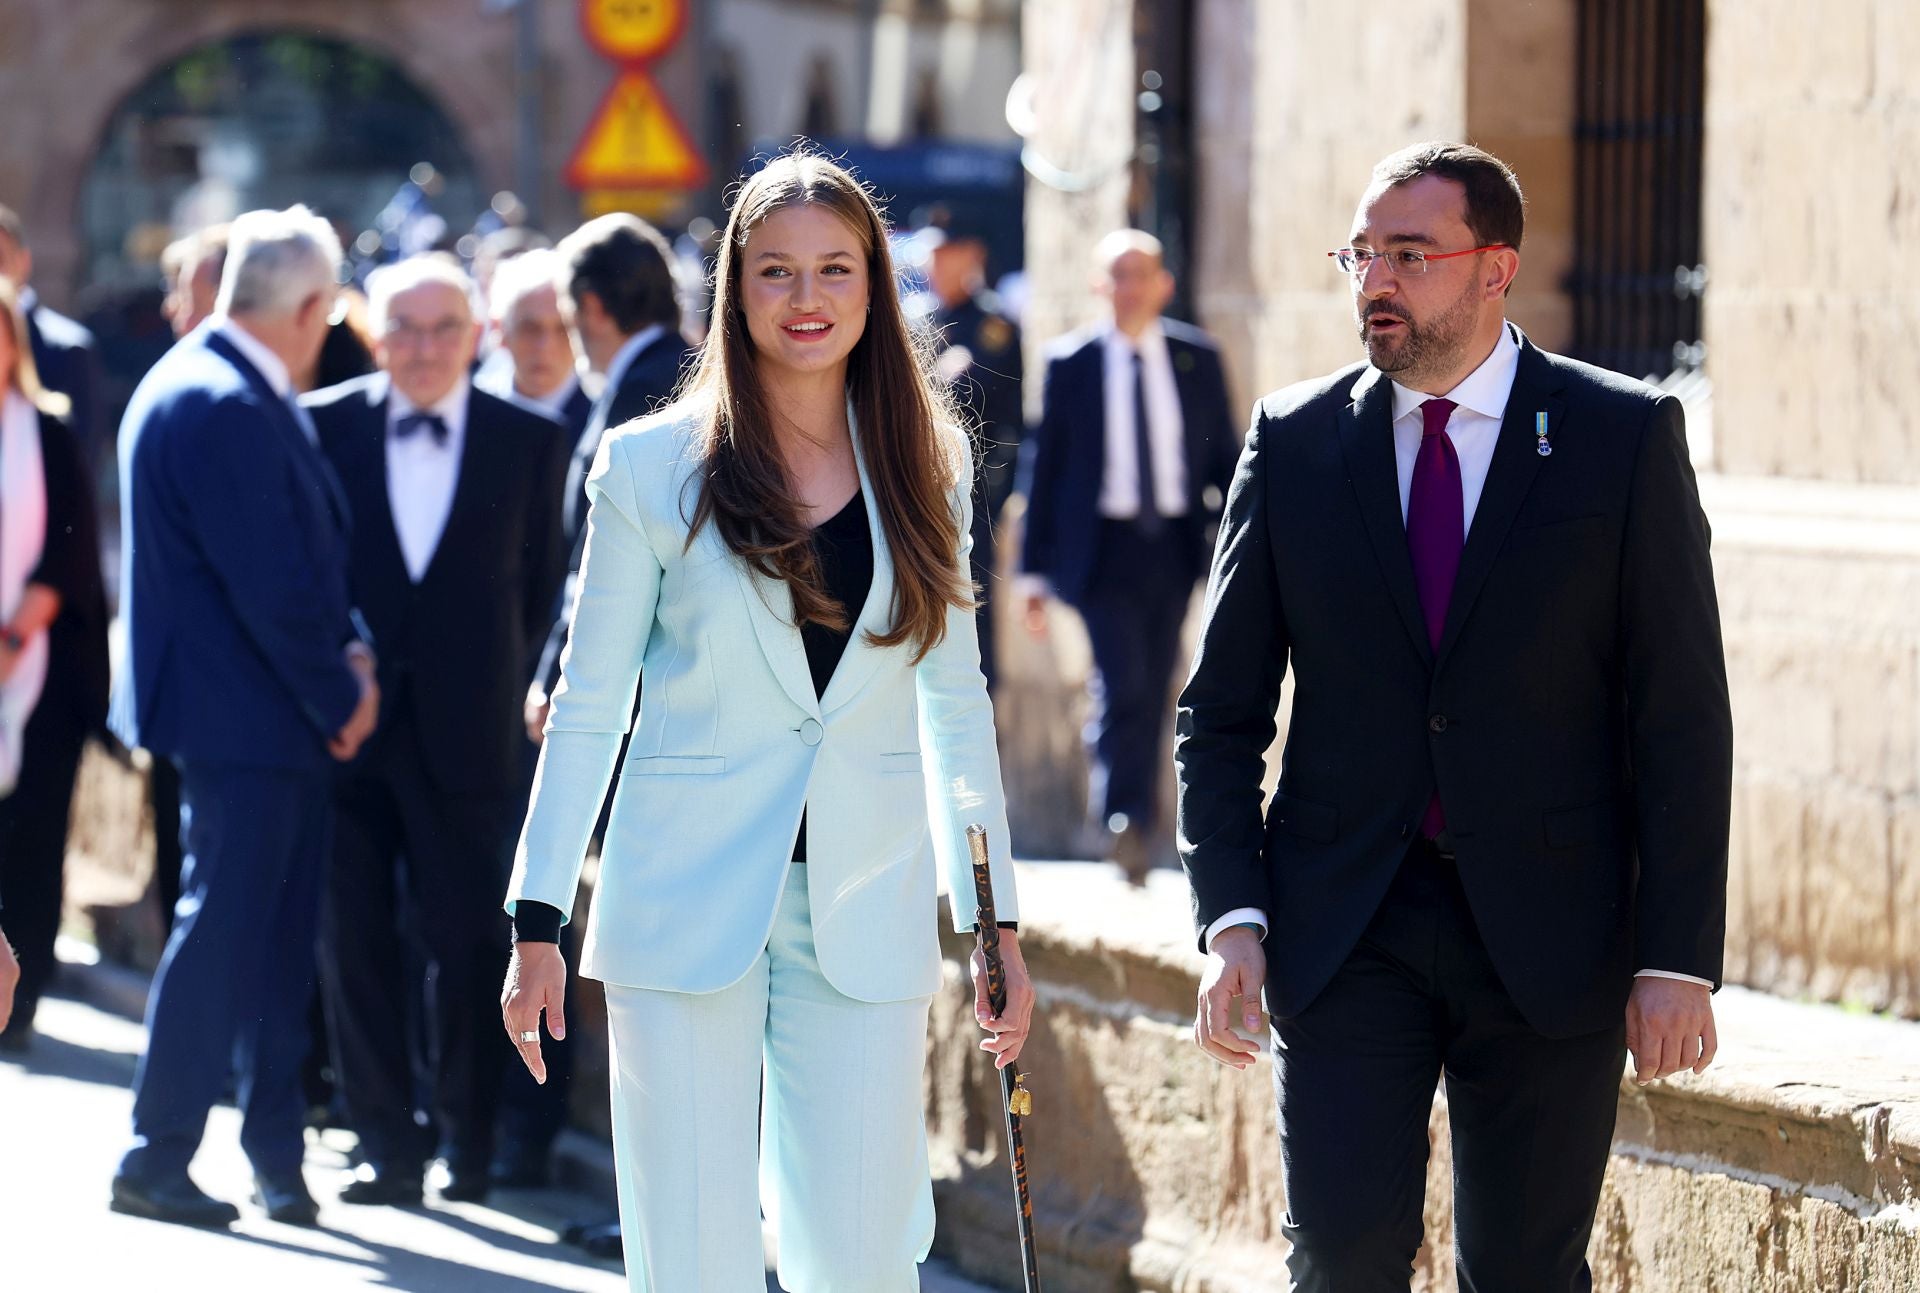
top-left (0, 169), bottom-right (1234, 1234)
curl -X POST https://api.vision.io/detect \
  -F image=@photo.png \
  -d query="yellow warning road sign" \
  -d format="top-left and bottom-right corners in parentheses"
top-left (565, 70), bottom-right (709, 191)
top-left (580, 0), bottom-right (684, 63)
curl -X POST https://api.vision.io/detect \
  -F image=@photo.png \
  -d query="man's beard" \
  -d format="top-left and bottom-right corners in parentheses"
top-left (1357, 278), bottom-right (1479, 385)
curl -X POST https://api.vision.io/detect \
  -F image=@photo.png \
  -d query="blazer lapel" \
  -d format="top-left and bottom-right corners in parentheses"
top-left (1433, 337), bottom-right (1564, 665)
top-left (1338, 367), bottom-right (1432, 665)
top-left (740, 561), bottom-right (822, 719)
top-left (209, 330), bottom-right (352, 533)
top-left (818, 418), bottom-right (894, 716)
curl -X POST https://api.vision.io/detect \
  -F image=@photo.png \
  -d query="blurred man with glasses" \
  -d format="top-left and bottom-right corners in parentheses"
top-left (304, 255), bottom-right (569, 1207)
top-left (1179, 143), bottom-right (1732, 1292)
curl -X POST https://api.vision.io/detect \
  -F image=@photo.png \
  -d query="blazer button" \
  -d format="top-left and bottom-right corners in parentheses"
top-left (1428, 714), bottom-right (1448, 734)
top-left (799, 717), bottom-right (824, 746)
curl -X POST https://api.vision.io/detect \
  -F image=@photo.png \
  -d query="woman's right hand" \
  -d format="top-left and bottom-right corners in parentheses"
top-left (501, 940), bottom-right (568, 1084)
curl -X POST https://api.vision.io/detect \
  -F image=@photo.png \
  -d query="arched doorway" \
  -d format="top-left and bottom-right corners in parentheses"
top-left (80, 31), bottom-right (483, 291)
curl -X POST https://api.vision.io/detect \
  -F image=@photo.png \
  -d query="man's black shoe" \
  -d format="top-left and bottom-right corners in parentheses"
top-left (336, 1162), bottom-right (423, 1206)
top-left (109, 1173), bottom-right (240, 1228)
top-left (433, 1158), bottom-right (491, 1204)
top-left (253, 1172), bottom-right (320, 1226)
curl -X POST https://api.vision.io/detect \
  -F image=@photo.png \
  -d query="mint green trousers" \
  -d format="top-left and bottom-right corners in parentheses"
top-left (604, 864), bottom-right (936, 1292)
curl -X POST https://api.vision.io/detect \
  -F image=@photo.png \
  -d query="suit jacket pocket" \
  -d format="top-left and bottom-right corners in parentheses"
top-left (878, 751), bottom-right (923, 775)
top-left (622, 754), bottom-right (727, 776)
top-left (1543, 797), bottom-right (1620, 849)
top-left (1268, 790), bottom-right (1338, 843)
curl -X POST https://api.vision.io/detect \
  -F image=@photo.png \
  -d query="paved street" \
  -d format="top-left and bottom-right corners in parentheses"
top-left (0, 985), bottom-right (999, 1292)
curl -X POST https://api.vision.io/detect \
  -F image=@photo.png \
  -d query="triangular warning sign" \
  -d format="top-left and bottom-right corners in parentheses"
top-left (566, 70), bottom-right (709, 191)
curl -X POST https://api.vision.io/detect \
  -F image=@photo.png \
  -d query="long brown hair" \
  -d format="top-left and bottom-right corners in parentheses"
top-left (0, 277), bottom-right (72, 419)
top-left (684, 150), bottom-right (972, 663)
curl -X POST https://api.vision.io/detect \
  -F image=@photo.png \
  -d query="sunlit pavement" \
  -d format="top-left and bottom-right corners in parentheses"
top-left (0, 987), bottom-right (1000, 1292)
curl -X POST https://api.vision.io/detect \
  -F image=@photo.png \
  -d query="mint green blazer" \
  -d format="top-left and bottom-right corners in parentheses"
top-left (506, 404), bottom-right (1018, 1004)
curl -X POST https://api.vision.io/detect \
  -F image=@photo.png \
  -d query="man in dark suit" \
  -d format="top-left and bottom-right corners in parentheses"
top-left (914, 223), bottom-right (1023, 692)
top-left (526, 213), bottom-right (691, 733)
top-left (111, 206), bottom-right (379, 1229)
top-left (306, 257), bottom-right (568, 1206)
top-left (0, 204), bottom-right (107, 487)
top-left (1179, 143), bottom-right (1733, 1293)
top-left (1018, 229), bottom-right (1238, 880)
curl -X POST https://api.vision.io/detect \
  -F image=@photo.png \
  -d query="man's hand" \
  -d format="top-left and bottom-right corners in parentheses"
top-left (970, 929), bottom-right (1036, 1069)
top-left (524, 685), bottom-right (550, 746)
top-left (0, 925), bottom-right (19, 1033)
top-left (1625, 976), bottom-right (1717, 1085)
top-left (328, 646), bottom-right (380, 761)
top-left (502, 940), bottom-right (568, 1084)
top-left (1022, 593), bottom-right (1049, 639)
top-left (1195, 925), bottom-right (1267, 1070)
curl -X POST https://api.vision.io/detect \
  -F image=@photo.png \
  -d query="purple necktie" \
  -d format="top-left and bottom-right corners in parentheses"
top-left (1406, 397), bottom-right (1460, 837)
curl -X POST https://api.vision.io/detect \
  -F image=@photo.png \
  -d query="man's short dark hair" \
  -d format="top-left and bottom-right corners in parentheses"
top-left (556, 213), bottom-right (680, 335)
top-left (0, 203), bottom-right (24, 253)
top-left (1371, 142), bottom-right (1526, 251)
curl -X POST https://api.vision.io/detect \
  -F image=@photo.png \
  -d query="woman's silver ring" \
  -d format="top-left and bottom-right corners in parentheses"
top-left (517, 1030), bottom-right (539, 1044)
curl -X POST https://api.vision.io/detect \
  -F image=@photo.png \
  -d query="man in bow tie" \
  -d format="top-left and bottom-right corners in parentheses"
top-left (1178, 143), bottom-right (1732, 1292)
top-left (305, 255), bottom-right (569, 1207)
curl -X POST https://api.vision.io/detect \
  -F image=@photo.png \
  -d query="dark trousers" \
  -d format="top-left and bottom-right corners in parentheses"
top-left (1072, 519), bottom-right (1194, 835)
top-left (971, 502), bottom-right (1001, 695)
top-left (1274, 843), bottom-right (1627, 1293)
top-left (320, 712), bottom-right (513, 1173)
top-left (494, 735), bottom-right (573, 1170)
top-left (122, 759), bottom-right (332, 1183)
top-left (0, 697), bottom-right (89, 1037)
top-left (149, 755), bottom-right (184, 928)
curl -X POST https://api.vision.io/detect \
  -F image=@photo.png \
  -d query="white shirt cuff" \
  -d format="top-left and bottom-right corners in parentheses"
top-left (1635, 968), bottom-right (1714, 987)
top-left (1205, 908), bottom-right (1268, 951)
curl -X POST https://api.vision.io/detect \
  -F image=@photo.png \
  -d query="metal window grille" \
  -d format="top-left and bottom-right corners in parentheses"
top-left (1570, 0), bottom-right (1708, 381)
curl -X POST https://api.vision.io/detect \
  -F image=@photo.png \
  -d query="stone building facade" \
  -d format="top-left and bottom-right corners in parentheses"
top-left (1014, 0), bottom-right (1920, 1016)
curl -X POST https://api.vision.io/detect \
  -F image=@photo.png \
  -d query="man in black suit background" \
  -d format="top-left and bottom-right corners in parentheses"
top-left (307, 256), bottom-right (568, 1206)
top-left (1018, 229), bottom-right (1238, 880)
top-left (1179, 143), bottom-right (1732, 1292)
top-left (526, 212), bottom-right (691, 736)
top-left (0, 204), bottom-right (106, 490)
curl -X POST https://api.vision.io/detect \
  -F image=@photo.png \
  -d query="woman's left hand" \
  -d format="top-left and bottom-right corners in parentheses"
top-left (970, 929), bottom-right (1036, 1069)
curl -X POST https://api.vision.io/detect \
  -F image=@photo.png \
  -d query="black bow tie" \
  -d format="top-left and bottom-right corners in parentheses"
top-left (394, 412), bottom-right (449, 445)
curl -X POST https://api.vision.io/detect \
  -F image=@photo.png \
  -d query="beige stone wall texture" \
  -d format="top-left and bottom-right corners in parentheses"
top-left (1702, 0), bottom-right (1920, 484)
top-left (925, 867), bottom-right (1920, 1292)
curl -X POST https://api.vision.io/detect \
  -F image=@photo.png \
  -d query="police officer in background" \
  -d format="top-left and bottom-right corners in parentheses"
top-left (911, 218), bottom-right (1023, 692)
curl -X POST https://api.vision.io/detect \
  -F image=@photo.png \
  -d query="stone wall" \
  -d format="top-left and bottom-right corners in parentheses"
top-left (926, 864), bottom-right (1920, 1292)
top-left (1702, 0), bottom-right (1920, 484)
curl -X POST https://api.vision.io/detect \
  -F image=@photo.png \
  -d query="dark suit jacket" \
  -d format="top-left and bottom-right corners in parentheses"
top-left (1175, 329), bottom-right (1733, 1039)
top-left (1018, 319), bottom-right (1239, 605)
top-left (307, 375), bottom-right (570, 797)
top-left (111, 327), bottom-right (362, 768)
top-left (540, 329), bottom-right (693, 692)
top-left (25, 408), bottom-right (109, 735)
top-left (27, 301), bottom-right (105, 473)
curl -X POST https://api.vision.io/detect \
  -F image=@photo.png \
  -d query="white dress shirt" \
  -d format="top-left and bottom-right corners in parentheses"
top-left (1203, 323), bottom-right (1708, 988)
top-left (386, 378), bottom-right (469, 583)
top-left (1099, 319), bottom-right (1188, 519)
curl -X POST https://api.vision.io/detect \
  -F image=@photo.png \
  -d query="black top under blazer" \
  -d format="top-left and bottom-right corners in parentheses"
top-left (307, 376), bottom-right (570, 797)
top-left (1175, 329), bottom-right (1733, 1040)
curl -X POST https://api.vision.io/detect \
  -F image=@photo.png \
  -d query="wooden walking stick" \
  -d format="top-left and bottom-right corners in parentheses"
top-left (966, 824), bottom-right (1041, 1292)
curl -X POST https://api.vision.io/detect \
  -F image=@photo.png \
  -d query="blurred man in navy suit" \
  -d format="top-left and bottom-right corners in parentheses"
top-left (1018, 230), bottom-right (1238, 880)
top-left (111, 206), bottom-right (378, 1229)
